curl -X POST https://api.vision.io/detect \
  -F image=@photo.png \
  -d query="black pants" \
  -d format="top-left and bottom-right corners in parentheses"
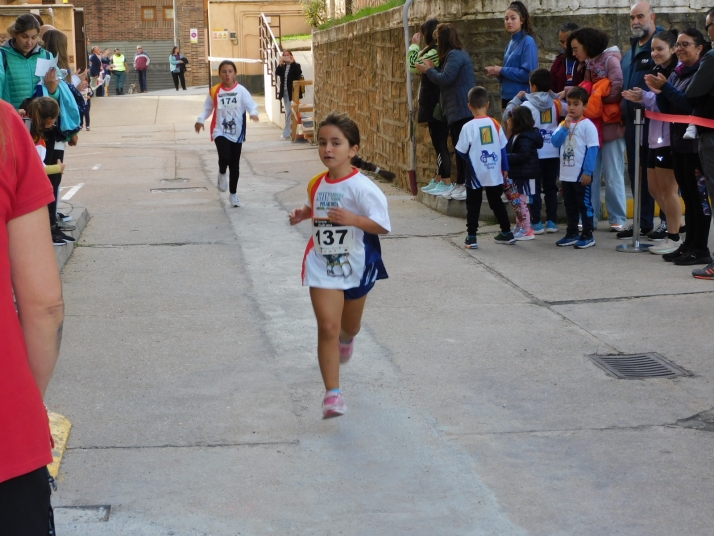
top-left (215, 137), bottom-right (242, 194)
top-left (138, 69), bottom-right (148, 92)
top-left (562, 181), bottom-right (594, 237)
top-left (43, 138), bottom-right (62, 228)
top-left (625, 124), bottom-right (661, 229)
top-left (531, 157), bottom-right (560, 224)
top-left (0, 467), bottom-right (55, 536)
top-left (449, 117), bottom-right (471, 185)
top-left (172, 71), bottom-right (186, 90)
top-left (80, 99), bottom-right (90, 128)
top-left (427, 120), bottom-right (451, 179)
top-left (466, 185), bottom-right (511, 236)
top-left (673, 151), bottom-right (711, 253)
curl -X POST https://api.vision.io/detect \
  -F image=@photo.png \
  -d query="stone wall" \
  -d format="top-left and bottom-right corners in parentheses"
top-left (313, 0), bottom-right (708, 193)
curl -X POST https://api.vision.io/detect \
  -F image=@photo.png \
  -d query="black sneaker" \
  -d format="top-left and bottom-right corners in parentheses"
top-left (647, 222), bottom-right (667, 241)
top-left (57, 212), bottom-right (72, 222)
top-left (692, 261), bottom-right (714, 280)
top-left (672, 250), bottom-right (713, 266)
top-left (617, 225), bottom-right (653, 240)
top-left (54, 229), bottom-right (76, 243)
top-left (56, 220), bottom-right (76, 231)
top-left (52, 232), bottom-right (67, 246)
top-left (663, 245), bottom-right (688, 262)
top-left (464, 235), bottom-right (478, 249)
top-left (494, 231), bottom-right (516, 244)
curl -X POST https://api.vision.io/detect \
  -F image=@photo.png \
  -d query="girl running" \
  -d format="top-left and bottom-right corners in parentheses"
top-left (289, 112), bottom-right (391, 418)
top-left (195, 60), bottom-right (259, 207)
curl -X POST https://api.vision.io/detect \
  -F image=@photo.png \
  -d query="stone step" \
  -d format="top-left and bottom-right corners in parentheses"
top-left (55, 202), bottom-right (90, 271)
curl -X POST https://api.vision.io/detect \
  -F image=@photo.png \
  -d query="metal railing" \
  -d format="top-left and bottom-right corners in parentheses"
top-left (259, 13), bottom-right (283, 103)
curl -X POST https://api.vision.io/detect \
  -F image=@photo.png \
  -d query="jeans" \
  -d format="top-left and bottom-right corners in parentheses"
top-left (625, 125), bottom-right (656, 230)
top-left (562, 181), bottom-right (594, 237)
top-left (592, 137), bottom-right (627, 227)
top-left (114, 71), bottom-right (126, 92)
top-left (427, 120), bottom-right (451, 179)
top-left (465, 185), bottom-right (511, 236)
top-left (283, 94), bottom-right (292, 138)
top-left (531, 157), bottom-right (559, 223)
top-left (215, 136), bottom-right (243, 194)
top-left (137, 69), bottom-right (147, 92)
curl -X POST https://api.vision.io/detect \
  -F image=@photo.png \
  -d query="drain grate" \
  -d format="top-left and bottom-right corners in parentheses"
top-left (150, 187), bottom-right (207, 193)
top-left (588, 352), bottom-right (691, 379)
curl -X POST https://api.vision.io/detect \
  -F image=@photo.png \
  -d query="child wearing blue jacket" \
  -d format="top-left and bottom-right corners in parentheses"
top-left (485, 1), bottom-right (539, 108)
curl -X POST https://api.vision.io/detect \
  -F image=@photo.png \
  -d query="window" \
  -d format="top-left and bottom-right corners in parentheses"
top-left (141, 7), bottom-right (156, 21)
top-left (163, 7), bottom-right (174, 20)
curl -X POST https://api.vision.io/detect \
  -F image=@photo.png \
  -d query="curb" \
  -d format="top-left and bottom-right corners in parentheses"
top-left (48, 411), bottom-right (71, 478)
top-left (55, 202), bottom-right (90, 271)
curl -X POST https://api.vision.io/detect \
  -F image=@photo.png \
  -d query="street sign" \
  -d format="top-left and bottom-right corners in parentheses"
top-left (190, 28), bottom-right (198, 43)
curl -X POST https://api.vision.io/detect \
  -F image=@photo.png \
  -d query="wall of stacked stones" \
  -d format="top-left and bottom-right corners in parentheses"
top-left (313, 1), bottom-right (707, 192)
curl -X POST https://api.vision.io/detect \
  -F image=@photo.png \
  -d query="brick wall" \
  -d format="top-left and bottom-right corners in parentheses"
top-left (73, 0), bottom-right (207, 86)
top-left (314, 0), bottom-right (708, 193)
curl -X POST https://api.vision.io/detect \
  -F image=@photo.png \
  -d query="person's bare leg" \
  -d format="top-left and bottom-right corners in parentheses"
top-left (647, 167), bottom-right (664, 224)
top-left (658, 167), bottom-right (682, 233)
top-left (310, 288), bottom-right (344, 391)
top-left (340, 295), bottom-right (367, 343)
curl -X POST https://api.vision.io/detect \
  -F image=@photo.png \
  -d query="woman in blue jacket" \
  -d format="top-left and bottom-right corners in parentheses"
top-left (485, 1), bottom-right (539, 109)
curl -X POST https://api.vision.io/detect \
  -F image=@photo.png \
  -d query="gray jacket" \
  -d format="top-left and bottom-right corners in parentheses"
top-left (425, 49), bottom-right (475, 126)
top-left (686, 49), bottom-right (714, 135)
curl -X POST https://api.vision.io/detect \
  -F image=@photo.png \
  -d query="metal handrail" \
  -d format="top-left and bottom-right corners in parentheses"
top-left (259, 13), bottom-right (283, 103)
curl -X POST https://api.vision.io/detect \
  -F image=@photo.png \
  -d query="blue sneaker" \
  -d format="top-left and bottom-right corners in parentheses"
top-left (464, 235), bottom-right (478, 249)
top-left (574, 236), bottom-right (596, 249)
top-left (421, 179), bottom-right (437, 192)
top-left (545, 221), bottom-right (559, 233)
top-left (556, 234), bottom-right (580, 247)
top-left (531, 222), bottom-right (545, 235)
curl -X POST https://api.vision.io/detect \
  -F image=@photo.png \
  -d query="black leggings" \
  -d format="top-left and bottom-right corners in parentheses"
top-left (466, 185), bottom-right (511, 236)
top-left (215, 137), bottom-right (243, 194)
top-left (427, 120), bottom-right (451, 179)
top-left (449, 117), bottom-right (471, 185)
top-left (0, 467), bottom-right (55, 536)
top-left (673, 151), bottom-right (711, 253)
top-left (172, 71), bottom-right (186, 90)
top-left (44, 137), bottom-right (62, 227)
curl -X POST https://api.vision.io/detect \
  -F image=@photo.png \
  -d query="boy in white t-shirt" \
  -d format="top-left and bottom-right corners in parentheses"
top-left (455, 87), bottom-right (514, 248)
top-left (550, 86), bottom-right (600, 249)
top-left (505, 68), bottom-right (565, 234)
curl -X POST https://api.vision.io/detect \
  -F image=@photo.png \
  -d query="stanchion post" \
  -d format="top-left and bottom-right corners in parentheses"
top-left (617, 108), bottom-right (652, 252)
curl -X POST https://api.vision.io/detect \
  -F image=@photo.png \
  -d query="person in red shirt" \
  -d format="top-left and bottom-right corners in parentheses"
top-left (0, 99), bottom-right (64, 535)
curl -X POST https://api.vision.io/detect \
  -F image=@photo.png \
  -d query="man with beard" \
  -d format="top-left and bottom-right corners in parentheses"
top-left (619, 2), bottom-right (665, 239)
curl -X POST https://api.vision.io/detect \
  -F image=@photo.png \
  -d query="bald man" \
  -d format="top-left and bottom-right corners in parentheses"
top-left (619, 1), bottom-right (664, 239)
top-left (39, 24), bottom-right (55, 38)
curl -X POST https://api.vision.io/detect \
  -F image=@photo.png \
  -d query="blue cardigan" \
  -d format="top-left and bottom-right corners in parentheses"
top-left (499, 31), bottom-right (539, 101)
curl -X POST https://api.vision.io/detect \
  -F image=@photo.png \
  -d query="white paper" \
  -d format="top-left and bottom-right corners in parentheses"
top-left (35, 55), bottom-right (58, 78)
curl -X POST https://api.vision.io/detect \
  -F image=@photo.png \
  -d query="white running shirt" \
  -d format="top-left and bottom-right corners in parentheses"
top-left (196, 83), bottom-right (259, 143)
top-left (454, 116), bottom-right (508, 188)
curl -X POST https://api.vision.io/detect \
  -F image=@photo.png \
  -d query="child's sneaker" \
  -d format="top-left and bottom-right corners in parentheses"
top-left (322, 391), bottom-right (346, 419)
top-left (556, 234), bottom-right (580, 247)
top-left (531, 222), bottom-right (545, 235)
top-left (574, 236), bottom-right (596, 249)
top-left (683, 124), bottom-right (698, 140)
top-left (339, 338), bottom-right (354, 364)
top-left (464, 235), bottom-right (478, 249)
top-left (545, 221), bottom-right (559, 233)
top-left (514, 228), bottom-right (535, 241)
top-left (421, 179), bottom-right (437, 192)
top-left (494, 231), bottom-right (516, 244)
top-left (217, 171), bottom-right (228, 192)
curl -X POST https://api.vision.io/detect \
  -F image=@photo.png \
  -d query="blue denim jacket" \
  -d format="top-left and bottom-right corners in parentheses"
top-left (499, 31), bottom-right (539, 101)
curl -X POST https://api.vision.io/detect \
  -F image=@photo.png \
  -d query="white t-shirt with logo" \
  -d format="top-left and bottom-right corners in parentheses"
top-left (556, 118), bottom-right (599, 183)
top-left (522, 100), bottom-right (562, 159)
top-left (454, 116), bottom-right (508, 188)
top-left (196, 83), bottom-right (259, 143)
top-left (302, 169), bottom-right (391, 290)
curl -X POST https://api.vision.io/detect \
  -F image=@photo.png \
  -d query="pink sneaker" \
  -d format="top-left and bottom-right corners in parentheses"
top-left (339, 338), bottom-right (354, 364)
top-left (322, 391), bottom-right (346, 419)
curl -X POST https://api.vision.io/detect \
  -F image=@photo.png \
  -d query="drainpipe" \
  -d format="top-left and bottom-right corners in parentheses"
top-left (402, 0), bottom-right (417, 195)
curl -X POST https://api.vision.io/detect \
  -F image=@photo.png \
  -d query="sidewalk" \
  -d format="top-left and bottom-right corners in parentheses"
top-left (49, 92), bottom-right (714, 535)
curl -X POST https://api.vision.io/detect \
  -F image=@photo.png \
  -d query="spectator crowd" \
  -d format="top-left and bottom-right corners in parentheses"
top-left (411, 1), bottom-right (714, 280)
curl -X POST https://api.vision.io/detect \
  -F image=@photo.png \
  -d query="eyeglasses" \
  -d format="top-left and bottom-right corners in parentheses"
top-left (571, 46), bottom-right (581, 53)
top-left (675, 42), bottom-right (694, 49)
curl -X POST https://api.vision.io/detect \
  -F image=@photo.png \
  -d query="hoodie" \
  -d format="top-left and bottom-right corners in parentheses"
top-left (505, 91), bottom-right (565, 159)
top-left (584, 46), bottom-right (624, 143)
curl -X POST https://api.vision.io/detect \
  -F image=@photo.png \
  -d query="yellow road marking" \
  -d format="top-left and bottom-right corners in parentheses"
top-left (48, 411), bottom-right (71, 478)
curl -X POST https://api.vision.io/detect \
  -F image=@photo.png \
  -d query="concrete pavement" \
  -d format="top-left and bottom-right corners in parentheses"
top-left (49, 91), bottom-right (714, 535)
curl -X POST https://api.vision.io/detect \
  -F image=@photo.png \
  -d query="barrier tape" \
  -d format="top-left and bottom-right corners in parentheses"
top-left (644, 110), bottom-right (714, 129)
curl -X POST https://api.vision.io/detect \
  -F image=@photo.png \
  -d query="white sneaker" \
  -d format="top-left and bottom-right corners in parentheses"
top-left (451, 184), bottom-right (467, 200)
top-left (648, 237), bottom-right (681, 255)
top-left (229, 193), bottom-right (241, 207)
top-left (279, 135), bottom-right (290, 141)
top-left (441, 184), bottom-right (455, 199)
top-left (683, 124), bottom-right (698, 140)
top-left (217, 172), bottom-right (228, 192)
top-left (421, 179), bottom-right (438, 192)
